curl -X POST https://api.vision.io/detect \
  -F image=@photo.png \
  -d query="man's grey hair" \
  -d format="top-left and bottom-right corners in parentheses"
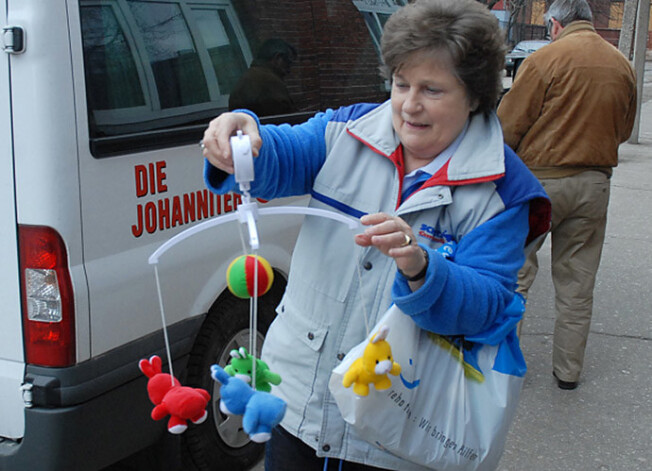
top-left (545, 0), bottom-right (593, 27)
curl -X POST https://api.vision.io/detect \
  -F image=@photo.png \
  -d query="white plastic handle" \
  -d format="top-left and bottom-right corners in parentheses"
top-left (148, 205), bottom-right (362, 265)
top-left (238, 201), bottom-right (260, 250)
top-left (230, 130), bottom-right (254, 192)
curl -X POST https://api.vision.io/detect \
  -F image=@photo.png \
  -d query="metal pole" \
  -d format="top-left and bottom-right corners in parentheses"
top-left (618, 0), bottom-right (638, 59)
top-left (629, 0), bottom-right (650, 144)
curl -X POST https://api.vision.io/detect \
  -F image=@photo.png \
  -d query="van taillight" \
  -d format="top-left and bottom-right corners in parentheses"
top-left (18, 225), bottom-right (75, 367)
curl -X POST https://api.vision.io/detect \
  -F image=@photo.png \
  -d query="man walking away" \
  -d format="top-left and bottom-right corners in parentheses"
top-left (497, 0), bottom-right (636, 390)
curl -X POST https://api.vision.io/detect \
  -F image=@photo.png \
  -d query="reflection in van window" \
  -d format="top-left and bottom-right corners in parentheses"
top-left (228, 38), bottom-right (297, 116)
top-left (81, 0), bottom-right (251, 139)
top-left (191, 8), bottom-right (249, 96)
top-left (81, 6), bottom-right (146, 111)
top-left (128, 2), bottom-right (210, 109)
top-left (80, 0), bottom-right (392, 156)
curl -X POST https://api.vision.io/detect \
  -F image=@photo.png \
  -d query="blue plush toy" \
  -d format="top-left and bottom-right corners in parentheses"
top-left (210, 364), bottom-right (286, 443)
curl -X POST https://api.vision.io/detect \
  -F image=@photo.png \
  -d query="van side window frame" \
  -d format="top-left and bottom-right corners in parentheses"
top-left (81, 0), bottom-right (253, 158)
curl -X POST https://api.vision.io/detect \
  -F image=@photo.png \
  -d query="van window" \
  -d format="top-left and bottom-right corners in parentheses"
top-left (80, 0), bottom-right (398, 157)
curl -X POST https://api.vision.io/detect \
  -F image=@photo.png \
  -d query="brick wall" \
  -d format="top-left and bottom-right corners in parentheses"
top-left (233, 0), bottom-right (387, 113)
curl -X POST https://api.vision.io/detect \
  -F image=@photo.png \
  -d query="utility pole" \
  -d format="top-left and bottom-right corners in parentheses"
top-left (618, 0), bottom-right (638, 58)
top-left (628, 0), bottom-right (650, 144)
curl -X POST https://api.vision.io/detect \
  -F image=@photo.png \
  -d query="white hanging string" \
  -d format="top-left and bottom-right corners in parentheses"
top-left (237, 185), bottom-right (259, 391)
top-left (153, 264), bottom-right (176, 386)
top-left (251, 248), bottom-right (259, 390)
top-left (237, 217), bottom-right (248, 256)
top-left (234, 201), bottom-right (255, 381)
top-left (354, 250), bottom-right (372, 337)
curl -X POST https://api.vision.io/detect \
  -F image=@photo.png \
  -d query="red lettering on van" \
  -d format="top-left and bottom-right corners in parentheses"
top-left (223, 193), bottom-right (232, 213)
top-left (183, 193), bottom-right (196, 224)
top-left (148, 164), bottom-right (156, 195)
top-left (197, 190), bottom-right (210, 219)
top-left (131, 190), bottom-right (245, 238)
top-left (135, 165), bottom-right (148, 198)
top-left (134, 161), bottom-right (168, 197)
top-left (158, 199), bottom-right (170, 230)
top-left (132, 205), bottom-right (144, 237)
top-left (156, 161), bottom-right (168, 193)
top-left (171, 196), bottom-right (183, 227)
top-left (145, 202), bottom-right (157, 234)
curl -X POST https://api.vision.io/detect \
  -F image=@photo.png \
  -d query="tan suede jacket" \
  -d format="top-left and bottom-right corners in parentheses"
top-left (497, 21), bottom-right (636, 178)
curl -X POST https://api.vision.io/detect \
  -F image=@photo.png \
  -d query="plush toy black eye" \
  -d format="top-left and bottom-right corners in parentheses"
top-left (248, 370), bottom-right (252, 374)
top-left (375, 360), bottom-right (379, 364)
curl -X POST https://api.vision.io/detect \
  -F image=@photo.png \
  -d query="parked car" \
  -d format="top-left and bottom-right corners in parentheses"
top-left (505, 39), bottom-right (550, 77)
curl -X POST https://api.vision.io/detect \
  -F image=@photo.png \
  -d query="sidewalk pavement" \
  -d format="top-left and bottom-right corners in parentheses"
top-left (496, 91), bottom-right (652, 470)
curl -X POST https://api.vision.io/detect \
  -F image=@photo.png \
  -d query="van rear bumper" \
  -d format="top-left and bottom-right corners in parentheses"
top-left (0, 315), bottom-right (204, 471)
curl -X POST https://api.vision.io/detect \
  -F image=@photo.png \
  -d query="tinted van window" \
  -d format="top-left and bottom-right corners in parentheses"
top-left (80, 0), bottom-right (405, 157)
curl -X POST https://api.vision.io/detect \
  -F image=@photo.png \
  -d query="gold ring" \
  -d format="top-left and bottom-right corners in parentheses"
top-left (401, 234), bottom-right (412, 247)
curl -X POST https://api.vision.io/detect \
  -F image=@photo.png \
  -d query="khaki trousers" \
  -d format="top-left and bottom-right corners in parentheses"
top-left (517, 171), bottom-right (610, 382)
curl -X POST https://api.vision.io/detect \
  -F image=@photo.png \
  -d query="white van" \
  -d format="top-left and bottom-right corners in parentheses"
top-left (0, 0), bottom-right (404, 469)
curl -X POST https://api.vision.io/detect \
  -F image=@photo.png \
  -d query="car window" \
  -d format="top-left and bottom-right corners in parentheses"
top-left (511, 41), bottom-right (549, 54)
top-left (80, 0), bottom-right (400, 157)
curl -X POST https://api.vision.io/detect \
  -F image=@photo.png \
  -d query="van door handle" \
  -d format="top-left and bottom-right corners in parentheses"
top-left (2, 26), bottom-right (25, 54)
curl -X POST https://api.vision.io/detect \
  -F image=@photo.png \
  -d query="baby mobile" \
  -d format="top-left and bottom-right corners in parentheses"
top-left (140, 130), bottom-right (381, 442)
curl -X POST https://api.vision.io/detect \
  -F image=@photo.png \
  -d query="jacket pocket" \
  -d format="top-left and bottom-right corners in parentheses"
top-left (275, 293), bottom-right (329, 352)
top-left (288, 212), bottom-right (359, 302)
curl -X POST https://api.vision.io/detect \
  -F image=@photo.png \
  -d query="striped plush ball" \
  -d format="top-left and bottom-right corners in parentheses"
top-left (226, 255), bottom-right (274, 299)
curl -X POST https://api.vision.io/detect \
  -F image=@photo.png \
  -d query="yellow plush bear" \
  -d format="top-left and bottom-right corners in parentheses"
top-left (342, 325), bottom-right (401, 397)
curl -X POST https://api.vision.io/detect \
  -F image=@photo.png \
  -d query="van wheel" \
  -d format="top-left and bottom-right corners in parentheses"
top-left (182, 274), bottom-right (285, 471)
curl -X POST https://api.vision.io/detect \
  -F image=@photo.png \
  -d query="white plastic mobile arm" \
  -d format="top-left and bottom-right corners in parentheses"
top-left (148, 131), bottom-right (362, 265)
top-left (148, 205), bottom-right (361, 265)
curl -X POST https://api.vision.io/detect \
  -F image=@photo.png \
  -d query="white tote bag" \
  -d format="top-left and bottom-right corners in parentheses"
top-left (329, 297), bottom-right (526, 471)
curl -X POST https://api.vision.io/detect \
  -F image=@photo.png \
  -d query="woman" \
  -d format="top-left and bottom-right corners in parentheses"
top-left (202, 0), bottom-right (550, 469)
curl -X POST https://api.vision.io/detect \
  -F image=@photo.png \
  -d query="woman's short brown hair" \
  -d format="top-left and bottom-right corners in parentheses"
top-left (381, 0), bottom-right (507, 115)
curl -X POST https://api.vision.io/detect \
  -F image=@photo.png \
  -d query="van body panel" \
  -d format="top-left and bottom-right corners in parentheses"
top-left (69, 1), bottom-right (301, 356)
top-left (0, 315), bottom-right (202, 469)
top-left (0, 0), bottom-right (27, 440)
top-left (76, 140), bottom-right (301, 355)
top-left (10, 0), bottom-right (92, 364)
top-left (0, 363), bottom-right (24, 440)
top-left (0, 0), bottom-right (398, 466)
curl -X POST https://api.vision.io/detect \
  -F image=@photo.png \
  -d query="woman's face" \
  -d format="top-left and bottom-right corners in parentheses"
top-left (391, 51), bottom-right (474, 171)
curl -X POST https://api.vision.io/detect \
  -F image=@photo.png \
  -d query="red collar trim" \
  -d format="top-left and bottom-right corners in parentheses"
top-left (421, 160), bottom-right (504, 189)
top-left (346, 129), bottom-right (406, 210)
top-left (346, 129), bottom-right (504, 206)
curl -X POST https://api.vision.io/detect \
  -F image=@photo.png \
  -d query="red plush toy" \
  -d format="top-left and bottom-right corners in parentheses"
top-left (139, 355), bottom-right (211, 434)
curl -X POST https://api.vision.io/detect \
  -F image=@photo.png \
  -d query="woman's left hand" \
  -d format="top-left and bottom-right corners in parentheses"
top-left (355, 213), bottom-right (427, 279)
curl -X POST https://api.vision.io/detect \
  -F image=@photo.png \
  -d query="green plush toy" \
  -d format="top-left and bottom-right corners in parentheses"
top-left (225, 347), bottom-right (281, 392)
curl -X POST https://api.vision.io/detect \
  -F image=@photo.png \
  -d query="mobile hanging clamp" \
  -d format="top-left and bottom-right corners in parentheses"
top-left (231, 130), bottom-right (260, 250)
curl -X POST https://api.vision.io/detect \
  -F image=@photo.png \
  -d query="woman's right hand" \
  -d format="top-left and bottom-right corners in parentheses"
top-left (201, 112), bottom-right (262, 174)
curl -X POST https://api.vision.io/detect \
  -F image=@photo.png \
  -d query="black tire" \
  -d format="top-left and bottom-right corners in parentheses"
top-left (182, 273), bottom-right (285, 471)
